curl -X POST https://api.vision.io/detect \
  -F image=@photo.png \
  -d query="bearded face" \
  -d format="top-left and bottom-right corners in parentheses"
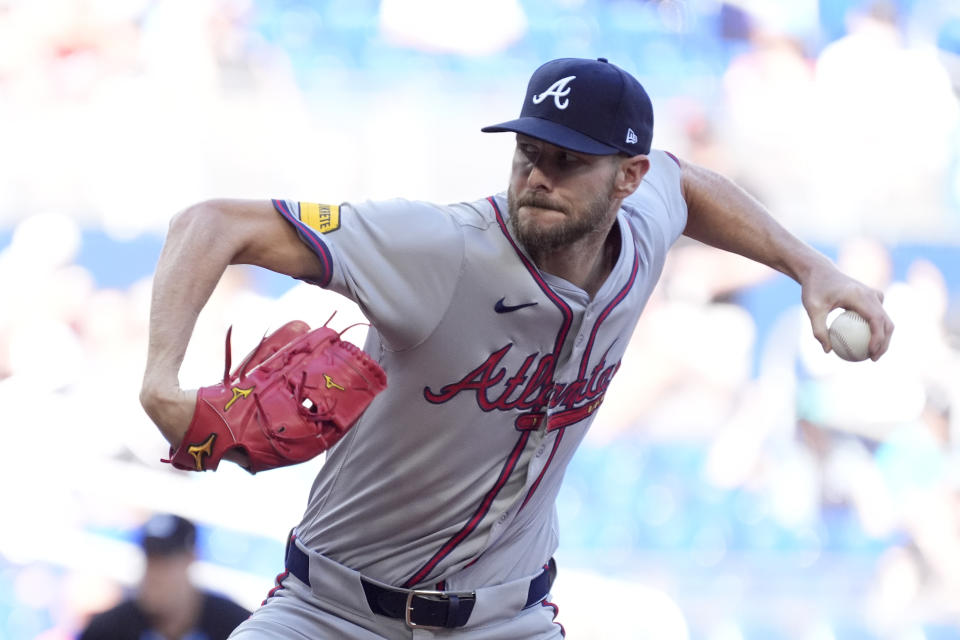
top-left (507, 168), bottom-right (618, 256)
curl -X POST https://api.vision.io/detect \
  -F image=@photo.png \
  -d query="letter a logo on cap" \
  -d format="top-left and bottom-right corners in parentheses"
top-left (625, 128), bottom-right (638, 144)
top-left (532, 75), bottom-right (576, 110)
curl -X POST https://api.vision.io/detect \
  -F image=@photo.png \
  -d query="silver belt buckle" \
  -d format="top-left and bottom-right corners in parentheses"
top-left (404, 589), bottom-right (446, 630)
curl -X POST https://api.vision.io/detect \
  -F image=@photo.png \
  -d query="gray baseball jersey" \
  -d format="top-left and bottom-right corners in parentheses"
top-left (272, 149), bottom-right (687, 591)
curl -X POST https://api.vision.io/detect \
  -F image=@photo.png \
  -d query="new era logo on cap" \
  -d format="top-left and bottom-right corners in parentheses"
top-left (481, 57), bottom-right (654, 156)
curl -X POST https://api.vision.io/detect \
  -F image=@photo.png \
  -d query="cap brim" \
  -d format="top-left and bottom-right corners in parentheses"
top-left (481, 117), bottom-right (618, 155)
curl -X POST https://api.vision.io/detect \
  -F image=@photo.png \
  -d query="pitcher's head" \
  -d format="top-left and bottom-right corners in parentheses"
top-left (484, 58), bottom-right (654, 254)
top-left (482, 57), bottom-right (654, 156)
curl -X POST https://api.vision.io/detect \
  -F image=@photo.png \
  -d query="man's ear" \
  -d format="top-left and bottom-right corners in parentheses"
top-left (613, 155), bottom-right (650, 198)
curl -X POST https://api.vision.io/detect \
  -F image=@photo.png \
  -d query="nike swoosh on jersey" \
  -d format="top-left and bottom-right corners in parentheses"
top-left (494, 298), bottom-right (539, 313)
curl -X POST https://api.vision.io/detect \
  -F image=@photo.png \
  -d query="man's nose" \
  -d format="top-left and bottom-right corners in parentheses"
top-left (526, 161), bottom-right (553, 191)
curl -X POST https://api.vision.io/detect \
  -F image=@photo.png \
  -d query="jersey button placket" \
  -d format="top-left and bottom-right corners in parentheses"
top-left (578, 308), bottom-right (592, 347)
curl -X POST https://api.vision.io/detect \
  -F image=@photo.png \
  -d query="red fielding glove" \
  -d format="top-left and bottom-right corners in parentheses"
top-left (164, 320), bottom-right (386, 473)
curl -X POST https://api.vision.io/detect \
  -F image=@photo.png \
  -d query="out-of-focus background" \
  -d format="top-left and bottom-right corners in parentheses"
top-left (1, 0), bottom-right (960, 638)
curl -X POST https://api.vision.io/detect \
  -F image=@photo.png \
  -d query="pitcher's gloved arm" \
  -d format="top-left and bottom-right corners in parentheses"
top-left (140, 199), bottom-right (327, 453)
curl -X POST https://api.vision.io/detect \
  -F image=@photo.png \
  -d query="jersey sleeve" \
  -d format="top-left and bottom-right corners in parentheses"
top-left (273, 198), bottom-right (465, 351)
top-left (621, 149), bottom-right (688, 255)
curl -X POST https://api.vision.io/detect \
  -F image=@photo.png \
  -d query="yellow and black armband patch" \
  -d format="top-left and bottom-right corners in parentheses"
top-left (299, 202), bottom-right (340, 234)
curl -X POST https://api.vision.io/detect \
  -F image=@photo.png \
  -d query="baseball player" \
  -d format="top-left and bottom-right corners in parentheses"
top-left (140, 58), bottom-right (894, 638)
top-left (80, 514), bottom-right (252, 640)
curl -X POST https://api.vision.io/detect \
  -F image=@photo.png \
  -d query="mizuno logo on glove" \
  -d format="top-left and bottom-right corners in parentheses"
top-left (224, 386), bottom-right (254, 411)
top-left (187, 433), bottom-right (217, 471)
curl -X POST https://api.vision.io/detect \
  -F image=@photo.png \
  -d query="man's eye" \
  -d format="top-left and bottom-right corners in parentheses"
top-left (518, 146), bottom-right (540, 162)
top-left (561, 153), bottom-right (580, 164)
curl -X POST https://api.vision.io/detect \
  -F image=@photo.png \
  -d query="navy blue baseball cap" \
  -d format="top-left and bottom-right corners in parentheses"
top-left (482, 57), bottom-right (653, 156)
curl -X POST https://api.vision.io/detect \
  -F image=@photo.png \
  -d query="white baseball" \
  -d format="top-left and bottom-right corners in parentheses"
top-left (828, 310), bottom-right (872, 362)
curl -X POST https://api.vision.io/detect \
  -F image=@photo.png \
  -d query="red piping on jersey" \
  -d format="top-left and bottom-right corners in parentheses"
top-left (542, 599), bottom-right (566, 636)
top-left (261, 570), bottom-right (289, 605)
top-left (401, 196), bottom-right (573, 587)
top-left (488, 196), bottom-right (574, 362)
top-left (578, 232), bottom-right (640, 379)
top-left (403, 430), bottom-right (532, 588)
top-left (491, 193), bottom-right (583, 523)
top-left (519, 217), bottom-right (640, 512)
top-left (272, 199), bottom-right (334, 287)
top-left (519, 429), bottom-right (565, 511)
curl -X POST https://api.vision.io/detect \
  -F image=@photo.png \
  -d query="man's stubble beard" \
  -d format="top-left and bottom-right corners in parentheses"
top-left (507, 177), bottom-right (618, 257)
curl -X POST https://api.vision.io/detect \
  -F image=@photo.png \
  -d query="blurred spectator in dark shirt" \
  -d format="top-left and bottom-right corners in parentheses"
top-left (79, 514), bottom-right (250, 640)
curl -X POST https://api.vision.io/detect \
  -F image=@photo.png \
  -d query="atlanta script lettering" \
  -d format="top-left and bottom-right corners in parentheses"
top-left (423, 344), bottom-right (620, 430)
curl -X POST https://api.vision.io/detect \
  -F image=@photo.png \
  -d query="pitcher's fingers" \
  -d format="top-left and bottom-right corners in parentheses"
top-left (855, 288), bottom-right (890, 360)
top-left (869, 314), bottom-right (894, 361)
top-left (808, 306), bottom-right (832, 353)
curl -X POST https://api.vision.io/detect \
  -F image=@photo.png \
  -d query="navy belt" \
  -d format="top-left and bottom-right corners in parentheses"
top-left (284, 538), bottom-right (555, 630)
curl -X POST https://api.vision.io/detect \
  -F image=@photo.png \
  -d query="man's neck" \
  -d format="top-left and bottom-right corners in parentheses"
top-left (533, 219), bottom-right (621, 298)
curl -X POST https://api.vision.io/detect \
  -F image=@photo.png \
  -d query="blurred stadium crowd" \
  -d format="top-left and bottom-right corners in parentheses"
top-left (2, 0), bottom-right (960, 638)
